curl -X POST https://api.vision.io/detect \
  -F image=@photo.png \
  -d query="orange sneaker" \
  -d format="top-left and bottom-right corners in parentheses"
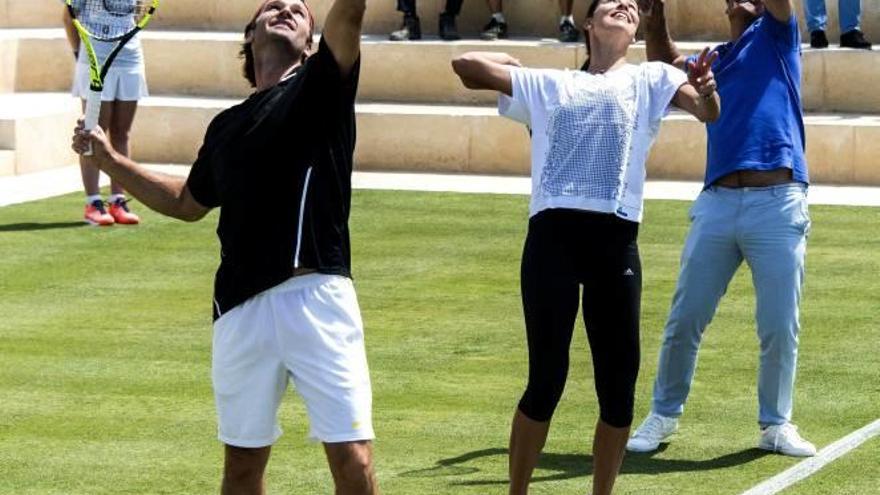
top-left (109, 197), bottom-right (140, 225)
top-left (84, 200), bottom-right (115, 226)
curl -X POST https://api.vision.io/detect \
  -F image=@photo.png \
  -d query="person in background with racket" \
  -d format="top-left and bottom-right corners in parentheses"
top-left (72, 0), bottom-right (379, 493)
top-left (63, 0), bottom-right (147, 226)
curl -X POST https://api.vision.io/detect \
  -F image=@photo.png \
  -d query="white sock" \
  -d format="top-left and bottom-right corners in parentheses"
top-left (86, 194), bottom-right (102, 205)
top-left (109, 193), bottom-right (126, 203)
top-left (560, 15), bottom-right (574, 26)
top-left (492, 12), bottom-right (506, 23)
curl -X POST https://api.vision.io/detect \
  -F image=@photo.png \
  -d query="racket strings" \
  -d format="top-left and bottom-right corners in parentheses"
top-left (72, 0), bottom-right (147, 40)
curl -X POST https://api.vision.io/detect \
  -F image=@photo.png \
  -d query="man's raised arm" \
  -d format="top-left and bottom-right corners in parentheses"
top-left (321, 0), bottom-right (366, 77)
top-left (642, 0), bottom-right (687, 70)
top-left (763, 0), bottom-right (794, 23)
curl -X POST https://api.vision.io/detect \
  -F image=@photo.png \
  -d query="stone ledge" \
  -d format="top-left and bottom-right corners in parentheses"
top-left (129, 97), bottom-right (880, 185)
top-left (3, 0), bottom-right (879, 41)
top-left (2, 92), bottom-right (878, 184)
top-left (3, 32), bottom-right (879, 113)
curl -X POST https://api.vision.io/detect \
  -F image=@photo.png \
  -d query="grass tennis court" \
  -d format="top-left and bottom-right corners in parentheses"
top-left (0, 189), bottom-right (877, 494)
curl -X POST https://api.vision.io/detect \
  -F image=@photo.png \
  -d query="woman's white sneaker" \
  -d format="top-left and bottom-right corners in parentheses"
top-left (758, 423), bottom-right (817, 457)
top-left (626, 413), bottom-right (679, 452)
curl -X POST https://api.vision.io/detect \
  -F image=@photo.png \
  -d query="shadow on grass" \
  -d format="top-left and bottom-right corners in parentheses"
top-left (0, 222), bottom-right (86, 232)
top-left (400, 445), bottom-right (770, 486)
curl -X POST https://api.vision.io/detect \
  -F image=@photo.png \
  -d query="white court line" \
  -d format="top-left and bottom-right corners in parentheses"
top-left (741, 419), bottom-right (880, 495)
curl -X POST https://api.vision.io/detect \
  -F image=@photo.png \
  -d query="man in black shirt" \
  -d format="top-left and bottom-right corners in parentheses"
top-left (72, 0), bottom-right (378, 493)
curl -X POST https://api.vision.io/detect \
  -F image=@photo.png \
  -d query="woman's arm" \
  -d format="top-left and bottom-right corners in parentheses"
top-left (62, 8), bottom-right (80, 60)
top-left (451, 51), bottom-right (522, 96)
top-left (672, 47), bottom-right (720, 123)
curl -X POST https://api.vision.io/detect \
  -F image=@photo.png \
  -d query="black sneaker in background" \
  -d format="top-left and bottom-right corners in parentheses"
top-left (480, 17), bottom-right (509, 41)
top-left (390, 14), bottom-right (422, 41)
top-left (558, 20), bottom-right (579, 42)
top-left (810, 30), bottom-right (829, 48)
top-left (840, 29), bottom-right (872, 50)
top-left (438, 13), bottom-right (461, 41)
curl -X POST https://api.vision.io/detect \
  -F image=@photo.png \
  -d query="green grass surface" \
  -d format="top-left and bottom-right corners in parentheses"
top-left (0, 190), bottom-right (877, 494)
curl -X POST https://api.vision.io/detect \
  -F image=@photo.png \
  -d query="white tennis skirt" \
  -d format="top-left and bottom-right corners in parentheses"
top-left (71, 63), bottom-right (149, 101)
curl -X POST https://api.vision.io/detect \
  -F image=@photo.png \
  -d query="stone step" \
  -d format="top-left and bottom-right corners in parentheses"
top-left (1, 93), bottom-right (878, 184)
top-left (3, 31), bottom-right (879, 114)
top-left (0, 149), bottom-right (14, 176)
top-left (0, 93), bottom-right (79, 175)
top-left (4, 0), bottom-right (879, 42)
top-left (126, 96), bottom-right (880, 185)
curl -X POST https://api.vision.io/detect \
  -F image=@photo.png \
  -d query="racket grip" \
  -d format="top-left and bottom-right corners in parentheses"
top-left (82, 90), bottom-right (102, 156)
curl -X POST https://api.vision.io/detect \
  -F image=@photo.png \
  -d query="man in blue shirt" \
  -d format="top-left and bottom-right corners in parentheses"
top-left (626, 0), bottom-right (817, 457)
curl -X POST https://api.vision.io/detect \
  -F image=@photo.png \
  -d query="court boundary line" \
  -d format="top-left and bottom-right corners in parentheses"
top-left (740, 418), bottom-right (880, 495)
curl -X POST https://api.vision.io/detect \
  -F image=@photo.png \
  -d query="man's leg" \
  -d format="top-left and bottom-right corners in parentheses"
top-left (651, 190), bottom-right (743, 418)
top-left (739, 185), bottom-right (810, 427)
top-left (324, 441), bottom-right (378, 495)
top-left (629, 191), bottom-right (743, 453)
top-left (838, 0), bottom-right (871, 48)
top-left (558, 0), bottom-right (573, 16)
top-left (222, 445), bottom-right (271, 495)
top-left (277, 276), bottom-right (377, 492)
top-left (838, 0), bottom-right (861, 33)
top-left (391, 0), bottom-right (421, 40)
top-left (439, 0), bottom-right (463, 40)
top-left (444, 0), bottom-right (463, 16)
top-left (480, 0), bottom-right (508, 40)
top-left (396, 0), bottom-right (415, 14)
top-left (802, 0), bottom-right (827, 32)
top-left (557, 0), bottom-right (578, 41)
top-left (212, 296), bottom-right (287, 494)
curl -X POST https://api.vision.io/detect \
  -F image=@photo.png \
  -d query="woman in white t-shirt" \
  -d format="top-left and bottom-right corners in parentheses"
top-left (64, 6), bottom-right (146, 226)
top-left (452, 0), bottom-right (719, 493)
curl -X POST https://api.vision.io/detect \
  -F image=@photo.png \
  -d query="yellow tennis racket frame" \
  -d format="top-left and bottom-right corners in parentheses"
top-left (66, 0), bottom-right (158, 153)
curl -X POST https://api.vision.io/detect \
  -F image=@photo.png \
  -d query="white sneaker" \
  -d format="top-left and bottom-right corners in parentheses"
top-left (626, 413), bottom-right (679, 452)
top-left (758, 423), bottom-right (817, 457)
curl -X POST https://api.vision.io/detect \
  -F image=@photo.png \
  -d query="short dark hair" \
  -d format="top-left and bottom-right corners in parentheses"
top-left (240, 0), bottom-right (316, 88)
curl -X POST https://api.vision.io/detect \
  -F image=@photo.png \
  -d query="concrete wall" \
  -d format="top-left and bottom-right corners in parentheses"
top-left (3, 0), bottom-right (879, 41)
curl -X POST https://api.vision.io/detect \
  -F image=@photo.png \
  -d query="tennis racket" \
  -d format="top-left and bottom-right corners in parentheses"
top-left (65, 0), bottom-right (158, 155)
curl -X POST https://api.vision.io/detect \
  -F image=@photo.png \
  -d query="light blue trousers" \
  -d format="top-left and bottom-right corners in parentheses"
top-left (803, 0), bottom-right (862, 33)
top-left (651, 184), bottom-right (810, 426)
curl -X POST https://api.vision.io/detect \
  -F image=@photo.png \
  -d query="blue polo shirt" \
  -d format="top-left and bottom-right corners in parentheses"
top-left (689, 12), bottom-right (808, 186)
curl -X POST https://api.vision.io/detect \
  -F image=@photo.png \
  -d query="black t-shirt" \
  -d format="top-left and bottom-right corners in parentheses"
top-left (186, 38), bottom-right (359, 321)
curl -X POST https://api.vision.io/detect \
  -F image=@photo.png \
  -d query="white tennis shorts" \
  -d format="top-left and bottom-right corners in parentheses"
top-left (211, 273), bottom-right (374, 448)
top-left (71, 63), bottom-right (149, 101)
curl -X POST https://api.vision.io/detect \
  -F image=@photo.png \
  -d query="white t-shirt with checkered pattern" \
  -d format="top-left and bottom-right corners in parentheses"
top-left (500, 62), bottom-right (686, 222)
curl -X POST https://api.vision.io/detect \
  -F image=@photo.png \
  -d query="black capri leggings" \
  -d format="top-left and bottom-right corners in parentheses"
top-left (518, 209), bottom-right (642, 428)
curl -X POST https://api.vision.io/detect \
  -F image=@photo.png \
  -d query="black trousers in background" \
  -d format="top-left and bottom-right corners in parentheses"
top-left (518, 208), bottom-right (642, 428)
top-left (397, 0), bottom-right (464, 16)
